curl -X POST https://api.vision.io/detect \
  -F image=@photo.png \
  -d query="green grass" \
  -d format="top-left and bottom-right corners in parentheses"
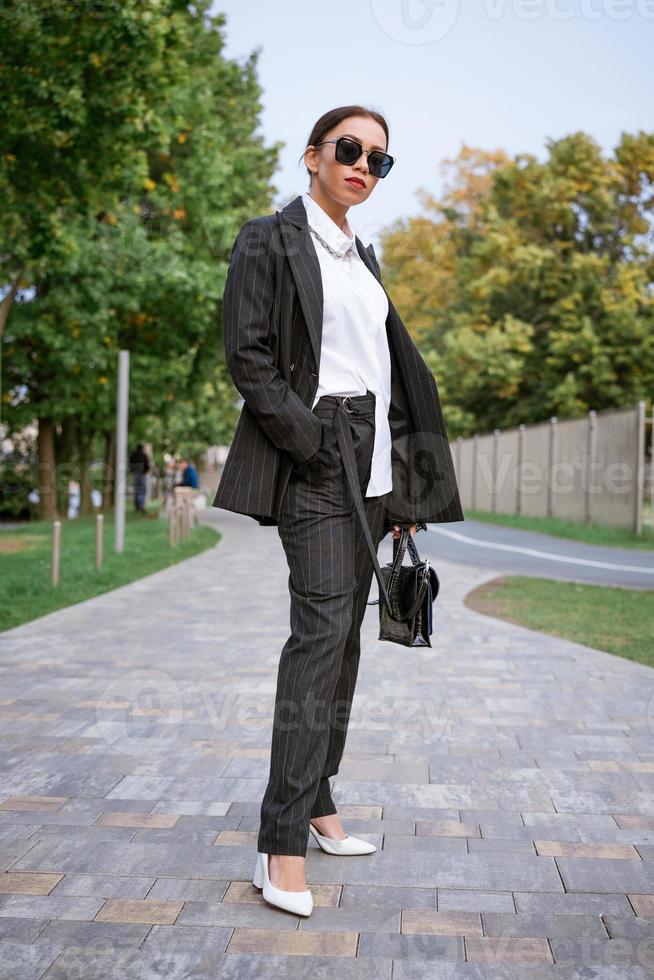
top-left (0, 508), bottom-right (220, 633)
top-left (464, 508), bottom-right (654, 551)
top-left (465, 575), bottom-right (654, 668)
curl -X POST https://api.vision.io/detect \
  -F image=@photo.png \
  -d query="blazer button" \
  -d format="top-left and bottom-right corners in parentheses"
top-left (290, 361), bottom-right (295, 372)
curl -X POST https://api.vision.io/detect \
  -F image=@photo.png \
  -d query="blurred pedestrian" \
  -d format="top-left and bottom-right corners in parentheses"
top-left (129, 443), bottom-right (150, 512)
top-left (178, 457), bottom-right (199, 489)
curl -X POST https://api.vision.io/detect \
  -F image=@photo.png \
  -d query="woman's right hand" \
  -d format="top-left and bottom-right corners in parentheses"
top-left (391, 524), bottom-right (417, 539)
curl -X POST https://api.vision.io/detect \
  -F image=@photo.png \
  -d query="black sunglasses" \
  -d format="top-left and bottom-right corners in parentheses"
top-left (314, 136), bottom-right (396, 179)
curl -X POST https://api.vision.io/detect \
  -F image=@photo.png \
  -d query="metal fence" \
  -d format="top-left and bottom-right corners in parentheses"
top-left (452, 400), bottom-right (652, 534)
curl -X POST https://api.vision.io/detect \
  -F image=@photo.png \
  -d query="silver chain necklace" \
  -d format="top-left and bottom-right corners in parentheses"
top-left (308, 223), bottom-right (355, 261)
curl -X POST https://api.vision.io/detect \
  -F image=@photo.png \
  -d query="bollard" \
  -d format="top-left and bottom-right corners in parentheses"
top-left (51, 520), bottom-right (61, 587)
top-left (96, 513), bottom-right (104, 570)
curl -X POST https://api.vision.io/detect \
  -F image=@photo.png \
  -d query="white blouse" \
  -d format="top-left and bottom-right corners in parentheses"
top-left (302, 191), bottom-right (393, 497)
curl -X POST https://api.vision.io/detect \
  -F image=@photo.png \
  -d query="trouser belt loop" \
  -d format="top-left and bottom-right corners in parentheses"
top-left (333, 403), bottom-right (394, 619)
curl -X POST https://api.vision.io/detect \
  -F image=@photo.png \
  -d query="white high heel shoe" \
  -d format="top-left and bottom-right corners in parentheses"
top-left (252, 852), bottom-right (313, 917)
top-left (309, 821), bottom-right (377, 855)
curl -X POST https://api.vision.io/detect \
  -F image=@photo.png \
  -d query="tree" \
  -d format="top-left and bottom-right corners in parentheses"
top-left (382, 133), bottom-right (654, 436)
top-left (1, 1), bottom-right (279, 517)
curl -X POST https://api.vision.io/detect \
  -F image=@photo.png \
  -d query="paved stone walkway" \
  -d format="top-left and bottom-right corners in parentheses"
top-left (1, 507), bottom-right (654, 978)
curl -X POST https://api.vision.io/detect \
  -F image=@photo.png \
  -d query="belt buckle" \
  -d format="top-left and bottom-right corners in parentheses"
top-left (342, 395), bottom-right (354, 413)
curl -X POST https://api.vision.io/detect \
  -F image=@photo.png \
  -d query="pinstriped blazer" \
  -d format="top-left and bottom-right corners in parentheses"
top-left (212, 194), bottom-right (465, 529)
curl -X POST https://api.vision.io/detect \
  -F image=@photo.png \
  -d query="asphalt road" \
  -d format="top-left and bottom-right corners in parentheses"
top-left (425, 518), bottom-right (654, 590)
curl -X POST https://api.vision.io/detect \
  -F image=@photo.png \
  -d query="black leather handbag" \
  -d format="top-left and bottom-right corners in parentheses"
top-left (367, 527), bottom-right (440, 648)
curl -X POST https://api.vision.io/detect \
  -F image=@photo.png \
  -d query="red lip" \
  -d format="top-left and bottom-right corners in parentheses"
top-left (345, 178), bottom-right (365, 189)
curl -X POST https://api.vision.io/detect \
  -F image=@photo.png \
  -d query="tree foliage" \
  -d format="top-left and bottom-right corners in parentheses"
top-left (382, 133), bottom-right (654, 437)
top-left (1, 0), bottom-right (279, 517)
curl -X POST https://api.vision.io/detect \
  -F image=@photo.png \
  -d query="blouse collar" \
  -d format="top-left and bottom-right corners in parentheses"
top-left (301, 191), bottom-right (356, 258)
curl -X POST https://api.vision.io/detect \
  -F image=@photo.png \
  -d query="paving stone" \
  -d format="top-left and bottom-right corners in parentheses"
top-left (27, 826), bottom-right (138, 843)
top-left (226, 927), bottom-right (358, 955)
top-left (0, 941), bottom-right (60, 980)
top-left (0, 823), bottom-right (42, 843)
top-left (616, 814), bottom-right (654, 831)
top-left (465, 936), bottom-right (552, 963)
top-left (0, 872), bottom-right (62, 895)
top-left (629, 893), bottom-right (654, 916)
top-left (401, 909), bottom-right (482, 935)
top-left (95, 898), bottom-right (183, 925)
top-left (534, 840), bottom-right (639, 859)
top-left (356, 931), bottom-right (463, 960)
top-left (140, 923), bottom-right (232, 953)
top-left (378, 836), bottom-right (468, 855)
top-left (297, 906), bottom-right (399, 932)
top-left (602, 914), bottom-right (654, 938)
top-left (50, 874), bottom-right (155, 899)
top-left (340, 883), bottom-right (436, 910)
top-left (176, 899), bottom-right (303, 928)
top-left (33, 919), bottom-right (151, 952)
top-left (467, 839), bottom-right (537, 854)
top-left (0, 796), bottom-right (67, 812)
top-left (149, 801), bottom-right (231, 817)
top-left (96, 812), bottom-right (179, 829)
top-left (214, 830), bottom-right (259, 846)
top-left (549, 936), bottom-right (654, 970)
top-left (514, 891), bottom-right (633, 915)
top-left (0, 917), bottom-right (49, 943)
top-left (130, 829), bottom-right (218, 845)
top-left (416, 820), bottom-right (479, 838)
top-left (556, 856), bottom-right (654, 893)
top-left (0, 841), bottom-right (39, 870)
top-left (58, 798), bottom-right (157, 815)
top-left (481, 911), bottom-right (608, 938)
top-left (146, 877), bottom-right (230, 902)
top-left (0, 894), bottom-right (104, 920)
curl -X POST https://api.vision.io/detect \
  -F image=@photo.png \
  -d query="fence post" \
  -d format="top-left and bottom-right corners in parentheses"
top-left (635, 399), bottom-right (646, 535)
top-left (649, 399), bottom-right (654, 529)
top-left (96, 513), bottom-right (103, 570)
top-left (168, 504), bottom-right (177, 546)
top-left (516, 424), bottom-right (525, 516)
top-left (585, 410), bottom-right (597, 526)
top-left (471, 434), bottom-right (478, 510)
top-left (51, 520), bottom-right (61, 587)
top-left (491, 429), bottom-right (499, 513)
top-left (548, 416), bottom-right (557, 518)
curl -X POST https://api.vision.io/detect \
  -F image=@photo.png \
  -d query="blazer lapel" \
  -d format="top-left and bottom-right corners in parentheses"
top-left (277, 196), bottom-right (324, 373)
top-left (358, 239), bottom-right (382, 282)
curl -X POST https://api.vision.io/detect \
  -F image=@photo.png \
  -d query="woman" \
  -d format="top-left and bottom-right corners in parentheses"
top-left (215, 105), bottom-right (464, 916)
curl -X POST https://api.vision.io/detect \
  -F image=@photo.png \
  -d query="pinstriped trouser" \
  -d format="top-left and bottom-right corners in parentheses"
top-left (257, 391), bottom-right (390, 856)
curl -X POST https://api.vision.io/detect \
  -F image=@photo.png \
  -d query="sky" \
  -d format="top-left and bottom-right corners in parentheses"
top-left (210, 0), bottom-right (653, 252)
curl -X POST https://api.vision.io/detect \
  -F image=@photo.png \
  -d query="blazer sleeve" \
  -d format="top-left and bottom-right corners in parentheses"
top-left (222, 218), bottom-right (323, 466)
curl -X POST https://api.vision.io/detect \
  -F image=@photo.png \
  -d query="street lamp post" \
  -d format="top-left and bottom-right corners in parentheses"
top-left (115, 349), bottom-right (130, 553)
